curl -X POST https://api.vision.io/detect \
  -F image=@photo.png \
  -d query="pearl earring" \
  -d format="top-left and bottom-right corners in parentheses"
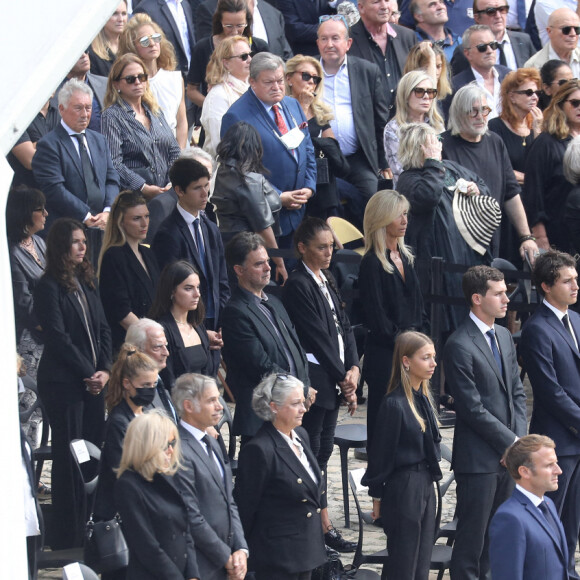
top-left (404, 366), bottom-right (409, 372)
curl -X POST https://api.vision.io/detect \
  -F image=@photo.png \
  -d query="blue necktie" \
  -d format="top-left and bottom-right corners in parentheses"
top-left (516, 0), bottom-right (527, 31)
top-left (538, 501), bottom-right (560, 539)
top-left (486, 329), bottom-right (503, 376)
top-left (193, 218), bottom-right (207, 277)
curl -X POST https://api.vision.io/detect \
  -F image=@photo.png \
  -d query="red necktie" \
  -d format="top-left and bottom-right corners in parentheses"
top-left (272, 104), bottom-right (288, 135)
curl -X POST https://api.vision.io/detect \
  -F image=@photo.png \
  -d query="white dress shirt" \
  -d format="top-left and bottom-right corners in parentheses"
top-left (472, 66), bottom-right (502, 119)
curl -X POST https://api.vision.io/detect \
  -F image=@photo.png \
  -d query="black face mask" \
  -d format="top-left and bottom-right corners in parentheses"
top-left (130, 387), bottom-right (156, 407)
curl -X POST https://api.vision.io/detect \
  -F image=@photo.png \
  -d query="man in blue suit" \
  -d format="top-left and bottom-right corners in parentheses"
top-left (220, 52), bottom-right (316, 247)
top-left (521, 250), bottom-right (580, 579)
top-left (490, 434), bottom-right (568, 580)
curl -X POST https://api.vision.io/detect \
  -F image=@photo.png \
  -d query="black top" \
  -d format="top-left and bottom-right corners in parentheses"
top-left (362, 387), bottom-right (442, 499)
top-left (183, 344), bottom-right (208, 374)
top-left (487, 117), bottom-right (534, 173)
top-left (88, 45), bottom-right (115, 78)
top-left (522, 131), bottom-right (573, 253)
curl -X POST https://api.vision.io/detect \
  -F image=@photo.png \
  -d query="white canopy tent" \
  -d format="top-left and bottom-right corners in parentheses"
top-left (0, 1), bottom-right (119, 575)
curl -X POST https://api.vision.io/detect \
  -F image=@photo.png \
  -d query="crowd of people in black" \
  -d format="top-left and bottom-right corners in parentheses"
top-left (11, 0), bottom-right (580, 578)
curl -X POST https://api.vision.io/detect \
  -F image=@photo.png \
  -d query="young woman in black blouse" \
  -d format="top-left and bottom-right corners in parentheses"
top-left (362, 331), bottom-right (441, 580)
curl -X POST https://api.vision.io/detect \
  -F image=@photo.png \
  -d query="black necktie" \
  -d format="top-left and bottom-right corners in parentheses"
top-left (74, 134), bottom-right (102, 214)
top-left (486, 329), bottom-right (503, 376)
top-left (192, 218), bottom-right (207, 277)
top-left (201, 434), bottom-right (223, 483)
top-left (538, 501), bottom-right (561, 539)
top-left (563, 313), bottom-right (574, 338)
top-left (498, 41), bottom-right (507, 66)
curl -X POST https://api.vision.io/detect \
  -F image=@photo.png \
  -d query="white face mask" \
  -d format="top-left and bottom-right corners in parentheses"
top-left (278, 126), bottom-right (305, 150)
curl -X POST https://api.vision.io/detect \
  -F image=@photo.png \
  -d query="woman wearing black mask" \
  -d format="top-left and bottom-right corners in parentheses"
top-left (93, 343), bottom-right (159, 579)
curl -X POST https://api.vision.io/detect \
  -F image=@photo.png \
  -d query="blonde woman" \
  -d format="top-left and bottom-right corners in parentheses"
top-left (358, 190), bottom-right (427, 450)
top-left (403, 41), bottom-right (452, 103)
top-left (362, 331), bottom-right (441, 580)
top-left (118, 13), bottom-right (188, 148)
top-left (116, 411), bottom-right (200, 580)
top-left (89, 0), bottom-right (128, 77)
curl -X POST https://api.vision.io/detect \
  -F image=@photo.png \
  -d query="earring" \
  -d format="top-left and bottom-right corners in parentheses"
top-left (404, 366), bottom-right (409, 372)
top-left (117, 88), bottom-right (121, 93)
top-left (289, 83), bottom-right (293, 87)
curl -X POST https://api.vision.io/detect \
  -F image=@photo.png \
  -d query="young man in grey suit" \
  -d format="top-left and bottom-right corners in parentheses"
top-left (444, 265), bottom-right (527, 580)
top-left (172, 373), bottom-right (248, 580)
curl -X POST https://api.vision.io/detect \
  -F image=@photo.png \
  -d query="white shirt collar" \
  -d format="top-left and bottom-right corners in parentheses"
top-left (469, 311), bottom-right (495, 335)
top-left (302, 262), bottom-right (328, 286)
top-left (516, 483), bottom-right (543, 507)
top-left (499, 30), bottom-right (511, 45)
top-left (179, 419), bottom-right (207, 442)
top-left (320, 54), bottom-right (348, 77)
top-left (61, 119), bottom-right (83, 136)
top-left (176, 201), bottom-right (200, 223)
top-left (548, 43), bottom-right (580, 64)
top-left (542, 298), bottom-right (567, 321)
top-left (472, 65), bottom-right (499, 84)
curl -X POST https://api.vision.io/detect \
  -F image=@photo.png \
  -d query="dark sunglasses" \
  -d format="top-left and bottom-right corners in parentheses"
top-left (512, 89), bottom-right (542, 97)
top-left (560, 26), bottom-right (580, 36)
top-left (164, 438), bottom-right (177, 451)
top-left (474, 5), bottom-right (509, 16)
top-left (225, 52), bottom-right (253, 61)
top-left (472, 41), bottom-right (500, 52)
top-left (553, 78), bottom-right (576, 86)
top-left (118, 73), bottom-right (148, 84)
top-left (412, 87), bottom-right (438, 99)
top-left (138, 33), bottom-right (162, 47)
top-left (566, 99), bottom-right (580, 108)
top-left (296, 71), bottom-right (322, 86)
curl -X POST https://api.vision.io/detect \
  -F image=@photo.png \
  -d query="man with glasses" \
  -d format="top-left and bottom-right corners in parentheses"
top-left (534, 0), bottom-right (577, 47)
top-left (450, 0), bottom-right (535, 74)
top-left (441, 84), bottom-right (538, 262)
top-left (525, 7), bottom-right (580, 78)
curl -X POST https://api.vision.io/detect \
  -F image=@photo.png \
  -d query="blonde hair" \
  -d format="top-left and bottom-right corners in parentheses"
top-left (395, 70), bottom-right (444, 132)
top-left (117, 410), bottom-right (181, 481)
top-left (206, 35), bottom-right (250, 85)
top-left (363, 190), bottom-right (414, 274)
top-left (118, 13), bottom-right (177, 71)
top-left (398, 122), bottom-right (438, 170)
top-left (285, 55), bottom-right (333, 126)
top-left (403, 43), bottom-right (452, 100)
top-left (104, 53), bottom-right (160, 114)
top-left (544, 79), bottom-right (580, 139)
top-left (91, 0), bottom-right (128, 61)
top-left (388, 331), bottom-right (438, 432)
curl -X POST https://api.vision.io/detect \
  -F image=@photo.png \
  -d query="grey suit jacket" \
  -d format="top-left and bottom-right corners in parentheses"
top-left (174, 424), bottom-right (247, 580)
top-left (443, 315), bottom-right (527, 474)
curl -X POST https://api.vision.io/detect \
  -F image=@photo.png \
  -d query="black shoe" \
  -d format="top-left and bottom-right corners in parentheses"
top-left (324, 526), bottom-right (357, 553)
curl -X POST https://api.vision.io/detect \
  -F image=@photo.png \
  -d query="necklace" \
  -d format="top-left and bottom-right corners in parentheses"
top-left (20, 237), bottom-right (42, 266)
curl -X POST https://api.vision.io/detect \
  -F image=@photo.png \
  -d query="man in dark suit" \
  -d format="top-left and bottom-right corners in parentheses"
top-left (32, 79), bottom-right (119, 234)
top-left (153, 157), bottom-right (229, 343)
top-left (490, 434), bottom-right (568, 580)
top-left (133, 0), bottom-right (196, 75)
top-left (521, 250), bottom-right (580, 579)
top-left (172, 373), bottom-right (248, 580)
top-left (195, 0), bottom-right (293, 60)
top-left (450, 0), bottom-right (535, 75)
top-left (443, 265), bottom-right (527, 580)
top-left (348, 0), bottom-right (417, 116)
top-left (221, 52), bottom-right (316, 246)
top-left (221, 232), bottom-right (310, 440)
top-left (317, 16), bottom-right (391, 224)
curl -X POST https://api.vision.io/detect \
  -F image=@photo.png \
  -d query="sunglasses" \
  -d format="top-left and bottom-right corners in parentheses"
top-left (512, 89), bottom-right (542, 97)
top-left (566, 99), bottom-right (580, 108)
top-left (474, 5), bottom-right (509, 16)
top-left (468, 105), bottom-right (492, 118)
top-left (412, 87), bottom-right (438, 99)
top-left (553, 78), bottom-right (577, 86)
top-left (471, 41), bottom-right (500, 52)
top-left (164, 438), bottom-right (177, 451)
top-left (319, 14), bottom-right (349, 28)
top-left (118, 73), bottom-right (148, 84)
top-left (223, 23), bottom-right (247, 30)
top-left (296, 71), bottom-right (322, 86)
top-left (225, 52), bottom-right (253, 61)
top-left (559, 26), bottom-right (580, 35)
top-left (138, 33), bottom-right (162, 47)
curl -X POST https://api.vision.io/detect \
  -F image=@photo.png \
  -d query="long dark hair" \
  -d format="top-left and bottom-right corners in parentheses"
top-left (6, 186), bottom-right (46, 243)
top-left (45, 218), bottom-right (95, 291)
top-left (216, 121), bottom-right (268, 175)
top-left (149, 260), bottom-right (205, 326)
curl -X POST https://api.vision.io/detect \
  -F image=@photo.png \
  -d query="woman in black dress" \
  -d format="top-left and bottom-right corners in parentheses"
top-left (88, 1), bottom-right (128, 77)
top-left (538, 60), bottom-right (573, 111)
top-left (358, 189), bottom-right (428, 450)
top-left (149, 260), bottom-right (212, 389)
top-left (99, 191), bottom-right (160, 353)
top-left (362, 331), bottom-right (441, 580)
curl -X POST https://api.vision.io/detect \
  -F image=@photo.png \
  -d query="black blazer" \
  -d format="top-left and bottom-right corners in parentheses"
top-left (283, 262), bottom-right (359, 410)
top-left (115, 470), bottom-right (199, 580)
top-left (156, 312), bottom-right (213, 388)
top-left (443, 316), bottom-right (527, 474)
top-left (34, 274), bottom-right (112, 384)
top-left (99, 243), bottom-right (160, 352)
top-left (153, 207), bottom-right (230, 327)
top-left (146, 189), bottom-right (178, 244)
top-left (174, 424), bottom-right (248, 580)
top-left (221, 287), bottom-right (310, 436)
top-left (233, 422), bottom-right (327, 574)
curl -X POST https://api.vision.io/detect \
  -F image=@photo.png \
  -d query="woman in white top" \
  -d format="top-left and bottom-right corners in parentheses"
top-left (201, 35), bottom-right (251, 158)
top-left (118, 13), bottom-right (188, 148)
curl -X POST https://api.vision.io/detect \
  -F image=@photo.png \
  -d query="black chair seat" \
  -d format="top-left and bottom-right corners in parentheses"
top-left (37, 547), bottom-right (84, 569)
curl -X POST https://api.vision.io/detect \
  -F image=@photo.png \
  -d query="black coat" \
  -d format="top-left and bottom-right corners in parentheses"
top-left (283, 262), bottom-right (359, 410)
top-left (115, 470), bottom-right (199, 580)
top-left (234, 422), bottom-right (327, 574)
top-left (99, 243), bottom-right (160, 352)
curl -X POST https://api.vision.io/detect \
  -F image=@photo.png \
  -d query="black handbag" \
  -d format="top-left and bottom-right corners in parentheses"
top-left (84, 513), bottom-right (129, 573)
top-left (316, 151), bottom-right (331, 185)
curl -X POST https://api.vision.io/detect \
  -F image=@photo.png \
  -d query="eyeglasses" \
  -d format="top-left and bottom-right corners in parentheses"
top-left (295, 71), bottom-right (322, 86)
top-left (272, 374), bottom-right (290, 393)
top-left (138, 33), bottom-right (162, 47)
top-left (511, 89), bottom-right (542, 97)
top-left (225, 52), bottom-right (253, 61)
top-left (566, 99), bottom-right (580, 108)
top-left (470, 41), bottom-right (500, 52)
top-left (222, 23), bottom-right (247, 30)
top-left (559, 26), bottom-right (580, 35)
top-left (118, 73), bottom-right (148, 84)
top-left (164, 438), bottom-right (177, 451)
top-left (468, 105), bottom-right (492, 118)
top-left (474, 5), bottom-right (509, 16)
top-left (553, 78), bottom-right (577, 86)
top-left (412, 87), bottom-right (438, 99)
top-left (319, 14), bottom-right (349, 28)
top-left (33, 207), bottom-right (46, 213)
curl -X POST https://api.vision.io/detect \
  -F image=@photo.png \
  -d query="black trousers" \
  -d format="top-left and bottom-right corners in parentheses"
top-left (450, 469), bottom-right (514, 580)
top-left (382, 466), bottom-right (435, 580)
top-left (255, 570), bottom-right (312, 580)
